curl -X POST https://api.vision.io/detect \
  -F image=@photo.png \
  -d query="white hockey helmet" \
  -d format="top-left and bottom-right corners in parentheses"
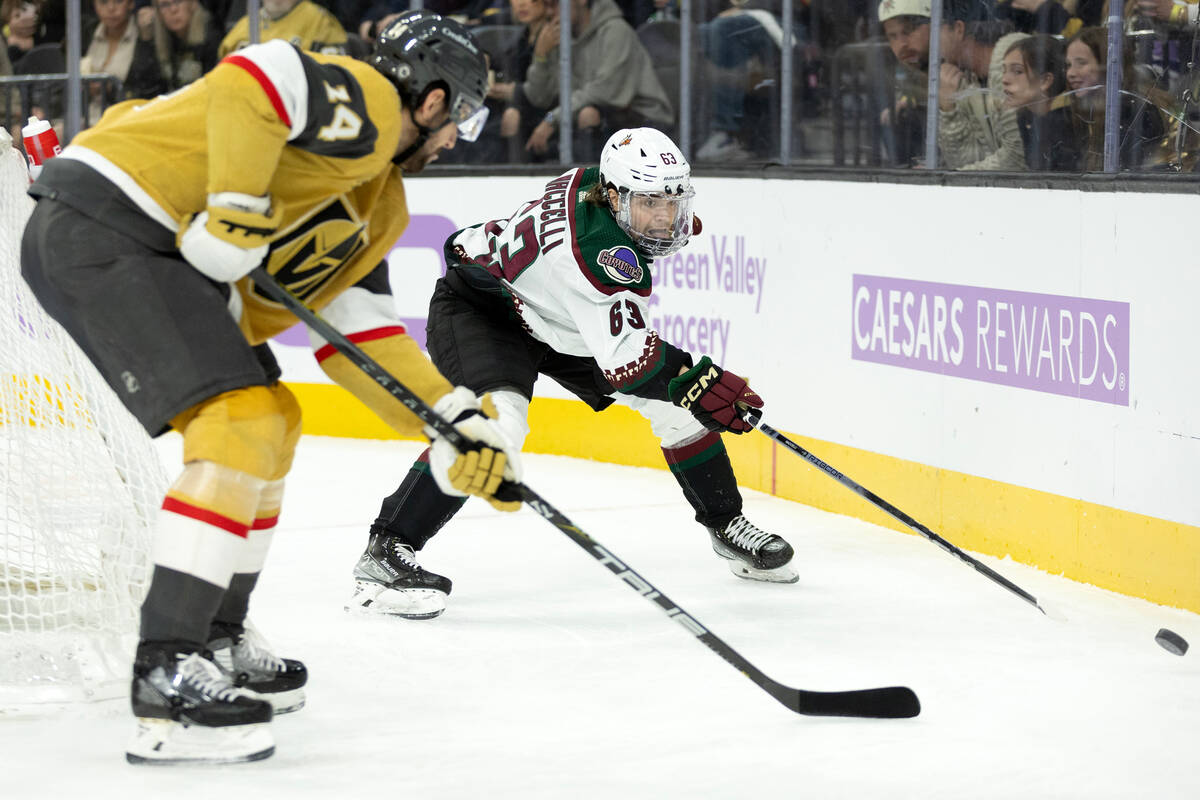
top-left (599, 127), bottom-right (695, 258)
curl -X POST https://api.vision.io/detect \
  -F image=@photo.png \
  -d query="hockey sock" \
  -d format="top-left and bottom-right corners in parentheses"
top-left (213, 478), bottom-right (283, 628)
top-left (139, 462), bottom-right (265, 644)
top-left (371, 448), bottom-right (467, 550)
top-left (140, 565), bottom-right (227, 645)
top-left (662, 431), bottom-right (743, 530)
top-left (213, 573), bottom-right (259, 633)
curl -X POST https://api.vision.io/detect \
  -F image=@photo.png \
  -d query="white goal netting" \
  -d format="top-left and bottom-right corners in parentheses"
top-left (1, 132), bottom-right (167, 711)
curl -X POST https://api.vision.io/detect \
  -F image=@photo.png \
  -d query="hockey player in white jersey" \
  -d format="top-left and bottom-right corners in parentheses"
top-left (350, 127), bottom-right (797, 620)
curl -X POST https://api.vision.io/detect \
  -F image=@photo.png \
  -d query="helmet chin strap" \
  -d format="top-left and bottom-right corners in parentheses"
top-left (393, 124), bottom-right (432, 166)
top-left (393, 94), bottom-right (449, 165)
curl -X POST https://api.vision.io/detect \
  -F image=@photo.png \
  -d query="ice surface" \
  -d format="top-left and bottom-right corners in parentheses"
top-left (3, 435), bottom-right (1197, 799)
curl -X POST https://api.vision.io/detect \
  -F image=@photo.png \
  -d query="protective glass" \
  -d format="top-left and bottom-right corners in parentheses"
top-left (615, 187), bottom-right (696, 258)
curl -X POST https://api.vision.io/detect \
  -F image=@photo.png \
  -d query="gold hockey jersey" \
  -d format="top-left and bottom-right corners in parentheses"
top-left (219, 0), bottom-right (348, 59)
top-left (69, 40), bottom-right (409, 345)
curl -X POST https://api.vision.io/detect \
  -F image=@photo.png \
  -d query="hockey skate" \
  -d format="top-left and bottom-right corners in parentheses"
top-left (208, 621), bottom-right (308, 714)
top-left (708, 515), bottom-right (798, 584)
top-left (347, 533), bottom-right (452, 620)
top-left (126, 643), bottom-right (274, 765)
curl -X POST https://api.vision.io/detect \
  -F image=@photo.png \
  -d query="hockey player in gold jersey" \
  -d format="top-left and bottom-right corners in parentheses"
top-left (219, 0), bottom-right (348, 58)
top-left (20, 11), bottom-right (516, 764)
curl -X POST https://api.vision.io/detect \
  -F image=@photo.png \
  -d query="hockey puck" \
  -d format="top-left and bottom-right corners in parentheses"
top-left (1154, 628), bottom-right (1188, 656)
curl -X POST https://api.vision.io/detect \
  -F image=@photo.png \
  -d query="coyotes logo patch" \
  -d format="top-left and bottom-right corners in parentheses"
top-left (597, 246), bottom-right (642, 284)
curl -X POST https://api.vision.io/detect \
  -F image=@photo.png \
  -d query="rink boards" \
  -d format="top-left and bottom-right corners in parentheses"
top-left (268, 175), bottom-right (1200, 613)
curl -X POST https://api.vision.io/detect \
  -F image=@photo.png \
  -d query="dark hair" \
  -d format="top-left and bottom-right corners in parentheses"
top-left (964, 19), bottom-right (1015, 45)
top-left (1005, 35), bottom-right (1067, 98)
top-left (1065, 25), bottom-right (1133, 86)
top-left (583, 181), bottom-right (609, 207)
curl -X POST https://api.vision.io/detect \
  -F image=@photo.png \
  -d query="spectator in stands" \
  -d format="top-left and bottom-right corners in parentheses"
top-left (461, 0), bottom-right (512, 25)
top-left (1066, 0), bottom-right (1105, 25)
top-left (3, 0), bottom-right (46, 67)
top-left (645, 0), bottom-right (677, 23)
top-left (219, 0), bottom-right (346, 57)
top-left (489, 0), bottom-right (552, 161)
top-left (1000, 34), bottom-right (1079, 169)
top-left (994, 0), bottom-right (1082, 36)
top-left (879, 0), bottom-right (1028, 169)
top-left (940, 17), bottom-right (1030, 169)
top-left (357, 0), bottom-right (469, 40)
top-left (694, 0), bottom-right (808, 162)
top-left (1064, 25), bottom-right (1171, 169)
top-left (522, 0), bottom-right (673, 161)
top-left (878, 0), bottom-right (930, 164)
top-left (1135, 0), bottom-right (1199, 26)
top-left (81, 0), bottom-right (168, 102)
top-left (151, 0), bottom-right (221, 89)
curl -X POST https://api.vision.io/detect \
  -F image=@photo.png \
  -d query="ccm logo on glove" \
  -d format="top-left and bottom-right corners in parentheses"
top-left (668, 356), bottom-right (763, 434)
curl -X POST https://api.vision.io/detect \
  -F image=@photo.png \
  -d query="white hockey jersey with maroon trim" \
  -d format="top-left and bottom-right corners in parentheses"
top-left (448, 166), bottom-right (690, 398)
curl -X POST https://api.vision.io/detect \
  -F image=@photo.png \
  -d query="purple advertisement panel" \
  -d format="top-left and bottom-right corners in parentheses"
top-left (851, 275), bottom-right (1130, 406)
top-left (272, 214), bottom-right (457, 351)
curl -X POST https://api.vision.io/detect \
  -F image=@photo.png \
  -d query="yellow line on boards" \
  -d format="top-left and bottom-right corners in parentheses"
top-left (288, 381), bottom-right (1200, 614)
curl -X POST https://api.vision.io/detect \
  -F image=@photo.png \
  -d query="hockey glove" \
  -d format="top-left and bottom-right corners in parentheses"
top-left (178, 192), bottom-right (284, 283)
top-left (427, 387), bottom-right (524, 512)
top-left (668, 356), bottom-right (763, 434)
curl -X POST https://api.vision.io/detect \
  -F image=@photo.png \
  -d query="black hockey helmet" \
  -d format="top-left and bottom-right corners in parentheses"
top-left (371, 10), bottom-right (490, 141)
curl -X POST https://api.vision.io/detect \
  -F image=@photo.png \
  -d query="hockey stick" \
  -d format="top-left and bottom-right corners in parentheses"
top-left (248, 267), bottom-right (919, 719)
top-left (743, 409), bottom-right (1061, 620)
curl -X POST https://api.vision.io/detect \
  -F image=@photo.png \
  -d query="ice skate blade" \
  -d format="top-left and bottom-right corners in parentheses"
top-left (264, 688), bottom-right (305, 715)
top-left (711, 541), bottom-right (793, 572)
top-left (345, 580), bottom-right (447, 620)
top-left (726, 560), bottom-right (799, 584)
top-left (126, 718), bottom-right (274, 765)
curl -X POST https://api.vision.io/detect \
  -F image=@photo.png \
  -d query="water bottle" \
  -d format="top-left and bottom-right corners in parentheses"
top-left (21, 116), bottom-right (61, 180)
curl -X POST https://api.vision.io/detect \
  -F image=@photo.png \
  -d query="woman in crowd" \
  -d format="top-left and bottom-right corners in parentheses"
top-left (81, 0), bottom-right (167, 109)
top-left (150, 0), bottom-right (221, 90)
top-left (1000, 34), bottom-right (1080, 170)
top-left (2, 0), bottom-right (46, 67)
top-left (1064, 25), bottom-right (1171, 170)
top-left (490, 0), bottom-right (552, 161)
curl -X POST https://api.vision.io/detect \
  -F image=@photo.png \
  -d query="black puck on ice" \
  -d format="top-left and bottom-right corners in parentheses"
top-left (1154, 628), bottom-right (1188, 656)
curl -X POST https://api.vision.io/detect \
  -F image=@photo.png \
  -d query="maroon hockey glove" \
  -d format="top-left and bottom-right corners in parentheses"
top-left (668, 356), bottom-right (763, 434)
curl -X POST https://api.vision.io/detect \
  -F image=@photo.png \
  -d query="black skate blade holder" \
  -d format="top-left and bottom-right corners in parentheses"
top-left (250, 267), bottom-right (920, 719)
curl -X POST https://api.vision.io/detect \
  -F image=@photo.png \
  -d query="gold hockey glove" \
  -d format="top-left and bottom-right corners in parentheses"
top-left (426, 387), bottom-right (523, 512)
top-left (178, 192), bottom-right (284, 282)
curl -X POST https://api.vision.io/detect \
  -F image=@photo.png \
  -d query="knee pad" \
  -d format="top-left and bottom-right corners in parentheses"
top-left (171, 384), bottom-right (301, 481)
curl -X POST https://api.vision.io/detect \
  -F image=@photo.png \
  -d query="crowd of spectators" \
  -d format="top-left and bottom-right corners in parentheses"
top-left (2, 0), bottom-right (1199, 171)
top-left (876, 0), bottom-right (1196, 171)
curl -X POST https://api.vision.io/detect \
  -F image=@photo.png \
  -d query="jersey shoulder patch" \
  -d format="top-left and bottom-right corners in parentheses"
top-left (568, 184), bottom-right (651, 297)
top-left (289, 54), bottom-right (379, 158)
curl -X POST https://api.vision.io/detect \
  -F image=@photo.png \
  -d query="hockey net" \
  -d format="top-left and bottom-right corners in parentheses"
top-left (0, 131), bottom-right (166, 711)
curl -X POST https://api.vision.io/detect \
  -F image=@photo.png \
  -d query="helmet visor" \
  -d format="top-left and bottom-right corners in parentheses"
top-left (451, 96), bottom-right (489, 142)
top-left (618, 188), bottom-right (696, 257)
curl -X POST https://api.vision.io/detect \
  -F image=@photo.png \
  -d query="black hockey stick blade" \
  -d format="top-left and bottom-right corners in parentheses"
top-left (791, 686), bottom-right (921, 719)
top-left (512, 480), bottom-right (922, 720)
top-left (249, 268), bottom-right (921, 720)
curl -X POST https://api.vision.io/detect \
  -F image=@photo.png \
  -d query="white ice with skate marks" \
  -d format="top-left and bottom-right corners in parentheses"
top-left (5, 435), bottom-right (1198, 798)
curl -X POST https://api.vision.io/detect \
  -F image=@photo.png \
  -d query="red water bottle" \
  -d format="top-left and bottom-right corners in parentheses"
top-left (21, 116), bottom-right (61, 180)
